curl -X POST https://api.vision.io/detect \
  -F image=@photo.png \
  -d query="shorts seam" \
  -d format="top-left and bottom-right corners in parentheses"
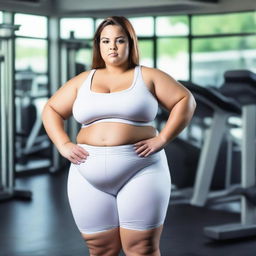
top-left (120, 222), bottom-right (164, 231)
top-left (79, 225), bottom-right (119, 234)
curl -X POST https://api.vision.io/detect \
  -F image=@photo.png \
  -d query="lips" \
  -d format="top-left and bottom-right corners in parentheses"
top-left (109, 53), bottom-right (118, 57)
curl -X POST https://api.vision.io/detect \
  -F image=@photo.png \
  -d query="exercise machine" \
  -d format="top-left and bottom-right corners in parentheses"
top-left (0, 23), bottom-right (31, 201)
top-left (204, 70), bottom-right (256, 240)
top-left (15, 68), bottom-right (51, 171)
top-left (171, 80), bottom-right (241, 204)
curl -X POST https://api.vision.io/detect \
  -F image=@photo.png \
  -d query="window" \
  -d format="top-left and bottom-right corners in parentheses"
top-left (192, 36), bottom-right (256, 86)
top-left (96, 18), bottom-right (104, 28)
top-left (155, 15), bottom-right (189, 79)
top-left (191, 11), bottom-right (256, 86)
top-left (129, 17), bottom-right (154, 37)
top-left (138, 40), bottom-right (154, 67)
top-left (192, 12), bottom-right (256, 35)
top-left (15, 14), bottom-right (47, 38)
top-left (76, 47), bottom-right (93, 71)
top-left (156, 16), bottom-right (189, 36)
top-left (157, 38), bottom-right (189, 80)
top-left (15, 38), bottom-right (47, 73)
top-left (60, 18), bottom-right (94, 39)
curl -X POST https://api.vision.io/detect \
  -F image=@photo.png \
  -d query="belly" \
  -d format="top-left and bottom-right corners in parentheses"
top-left (76, 122), bottom-right (157, 146)
top-left (72, 144), bottom-right (161, 195)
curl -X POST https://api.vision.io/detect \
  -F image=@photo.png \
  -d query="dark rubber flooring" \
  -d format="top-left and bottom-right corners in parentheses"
top-left (1, 169), bottom-right (256, 256)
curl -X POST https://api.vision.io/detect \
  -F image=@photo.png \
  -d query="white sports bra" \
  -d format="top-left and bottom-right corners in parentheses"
top-left (72, 65), bottom-right (159, 128)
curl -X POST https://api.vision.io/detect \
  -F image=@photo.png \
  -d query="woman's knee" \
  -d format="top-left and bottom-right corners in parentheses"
top-left (81, 227), bottom-right (122, 256)
top-left (120, 225), bottom-right (163, 256)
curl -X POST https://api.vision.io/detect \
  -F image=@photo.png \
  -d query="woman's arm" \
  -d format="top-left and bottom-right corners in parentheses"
top-left (42, 104), bottom-right (71, 151)
top-left (151, 68), bottom-right (196, 145)
top-left (134, 67), bottom-right (196, 157)
top-left (42, 71), bottom-right (90, 163)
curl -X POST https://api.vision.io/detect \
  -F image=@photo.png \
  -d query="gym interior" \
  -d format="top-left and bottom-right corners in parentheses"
top-left (0, 0), bottom-right (256, 255)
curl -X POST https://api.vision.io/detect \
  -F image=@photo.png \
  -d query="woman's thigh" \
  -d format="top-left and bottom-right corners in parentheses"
top-left (120, 225), bottom-right (163, 255)
top-left (116, 150), bottom-right (171, 231)
top-left (67, 164), bottom-right (119, 234)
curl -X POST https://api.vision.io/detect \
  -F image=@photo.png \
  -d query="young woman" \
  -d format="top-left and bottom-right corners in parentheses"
top-left (42, 16), bottom-right (196, 256)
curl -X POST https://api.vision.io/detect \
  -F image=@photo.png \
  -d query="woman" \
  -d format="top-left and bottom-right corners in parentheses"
top-left (42, 16), bottom-right (196, 256)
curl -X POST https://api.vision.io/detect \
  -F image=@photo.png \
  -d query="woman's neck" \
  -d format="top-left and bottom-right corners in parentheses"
top-left (104, 63), bottom-right (130, 74)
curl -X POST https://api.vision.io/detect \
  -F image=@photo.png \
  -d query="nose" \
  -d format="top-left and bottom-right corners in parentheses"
top-left (109, 41), bottom-right (117, 50)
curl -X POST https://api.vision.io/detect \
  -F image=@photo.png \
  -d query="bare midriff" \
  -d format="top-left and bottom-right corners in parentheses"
top-left (76, 122), bottom-right (157, 146)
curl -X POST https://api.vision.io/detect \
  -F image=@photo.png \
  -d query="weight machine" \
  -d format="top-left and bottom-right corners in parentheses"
top-left (0, 23), bottom-right (31, 201)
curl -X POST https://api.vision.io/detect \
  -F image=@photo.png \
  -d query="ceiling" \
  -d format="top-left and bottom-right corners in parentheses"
top-left (0, 0), bottom-right (255, 17)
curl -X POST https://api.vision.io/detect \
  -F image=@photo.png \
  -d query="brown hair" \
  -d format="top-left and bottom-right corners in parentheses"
top-left (91, 16), bottom-right (139, 69)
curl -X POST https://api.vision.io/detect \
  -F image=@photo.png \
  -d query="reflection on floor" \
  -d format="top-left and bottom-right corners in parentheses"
top-left (1, 169), bottom-right (256, 256)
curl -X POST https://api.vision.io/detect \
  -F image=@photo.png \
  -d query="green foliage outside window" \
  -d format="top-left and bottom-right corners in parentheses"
top-left (192, 12), bottom-right (256, 52)
top-left (192, 12), bottom-right (256, 35)
top-left (138, 40), bottom-right (153, 60)
top-left (193, 36), bottom-right (256, 53)
top-left (157, 38), bottom-right (187, 57)
top-left (16, 43), bottom-right (47, 59)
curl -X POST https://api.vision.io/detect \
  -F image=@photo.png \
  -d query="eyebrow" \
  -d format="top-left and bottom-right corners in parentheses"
top-left (100, 36), bottom-right (126, 40)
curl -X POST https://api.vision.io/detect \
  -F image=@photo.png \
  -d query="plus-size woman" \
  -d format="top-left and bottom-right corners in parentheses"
top-left (42, 16), bottom-right (196, 256)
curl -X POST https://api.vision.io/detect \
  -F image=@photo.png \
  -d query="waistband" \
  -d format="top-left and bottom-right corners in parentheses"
top-left (81, 118), bottom-right (154, 128)
top-left (77, 143), bottom-right (161, 160)
top-left (77, 143), bottom-right (137, 155)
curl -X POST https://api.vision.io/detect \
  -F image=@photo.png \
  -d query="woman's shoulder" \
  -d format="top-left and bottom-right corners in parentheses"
top-left (69, 69), bottom-right (94, 90)
top-left (140, 65), bottom-right (168, 80)
top-left (139, 66), bottom-right (161, 93)
top-left (140, 65), bottom-right (166, 76)
top-left (140, 65), bottom-right (175, 80)
top-left (75, 69), bottom-right (94, 80)
top-left (140, 65), bottom-right (154, 73)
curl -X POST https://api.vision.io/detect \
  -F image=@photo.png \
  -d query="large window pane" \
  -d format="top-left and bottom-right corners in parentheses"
top-left (76, 47), bottom-right (92, 71)
top-left (15, 14), bottom-right (47, 38)
top-left (192, 12), bottom-right (256, 35)
top-left (138, 40), bottom-right (153, 67)
top-left (15, 38), bottom-right (47, 73)
top-left (156, 16), bottom-right (189, 36)
top-left (192, 36), bottom-right (256, 87)
top-left (96, 18), bottom-right (104, 29)
top-left (129, 17), bottom-right (154, 37)
top-left (157, 38), bottom-right (188, 80)
top-left (60, 18), bottom-right (94, 39)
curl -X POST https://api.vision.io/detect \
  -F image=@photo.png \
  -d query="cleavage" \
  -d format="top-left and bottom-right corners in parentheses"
top-left (91, 70), bottom-right (134, 93)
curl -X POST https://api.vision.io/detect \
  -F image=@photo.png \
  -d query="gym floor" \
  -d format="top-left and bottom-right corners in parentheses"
top-left (1, 169), bottom-right (256, 256)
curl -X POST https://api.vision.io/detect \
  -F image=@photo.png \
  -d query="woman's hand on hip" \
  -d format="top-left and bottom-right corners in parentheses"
top-left (59, 142), bottom-right (89, 164)
top-left (133, 135), bottom-right (167, 157)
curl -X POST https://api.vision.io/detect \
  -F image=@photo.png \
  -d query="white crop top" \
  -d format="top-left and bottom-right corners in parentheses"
top-left (72, 65), bottom-right (159, 128)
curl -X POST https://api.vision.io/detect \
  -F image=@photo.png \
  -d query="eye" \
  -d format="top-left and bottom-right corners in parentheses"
top-left (116, 39), bottom-right (126, 44)
top-left (102, 40), bottom-right (109, 44)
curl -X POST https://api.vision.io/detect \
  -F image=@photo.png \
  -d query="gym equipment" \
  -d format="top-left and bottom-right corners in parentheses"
top-left (172, 80), bottom-right (241, 205)
top-left (15, 69), bottom-right (51, 171)
top-left (0, 23), bottom-right (31, 201)
top-left (204, 70), bottom-right (256, 240)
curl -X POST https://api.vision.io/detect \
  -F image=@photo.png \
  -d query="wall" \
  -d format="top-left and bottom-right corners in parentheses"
top-left (0, 0), bottom-right (56, 15)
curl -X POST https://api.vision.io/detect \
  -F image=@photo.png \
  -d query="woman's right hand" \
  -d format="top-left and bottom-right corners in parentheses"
top-left (59, 142), bottom-right (89, 164)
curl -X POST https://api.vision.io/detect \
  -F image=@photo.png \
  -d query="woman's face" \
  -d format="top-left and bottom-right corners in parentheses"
top-left (99, 25), bottom-right (129, 67)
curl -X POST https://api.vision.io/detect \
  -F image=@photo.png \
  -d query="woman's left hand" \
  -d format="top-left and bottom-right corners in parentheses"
top-left (133, 134), bottom-right (167, 157)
